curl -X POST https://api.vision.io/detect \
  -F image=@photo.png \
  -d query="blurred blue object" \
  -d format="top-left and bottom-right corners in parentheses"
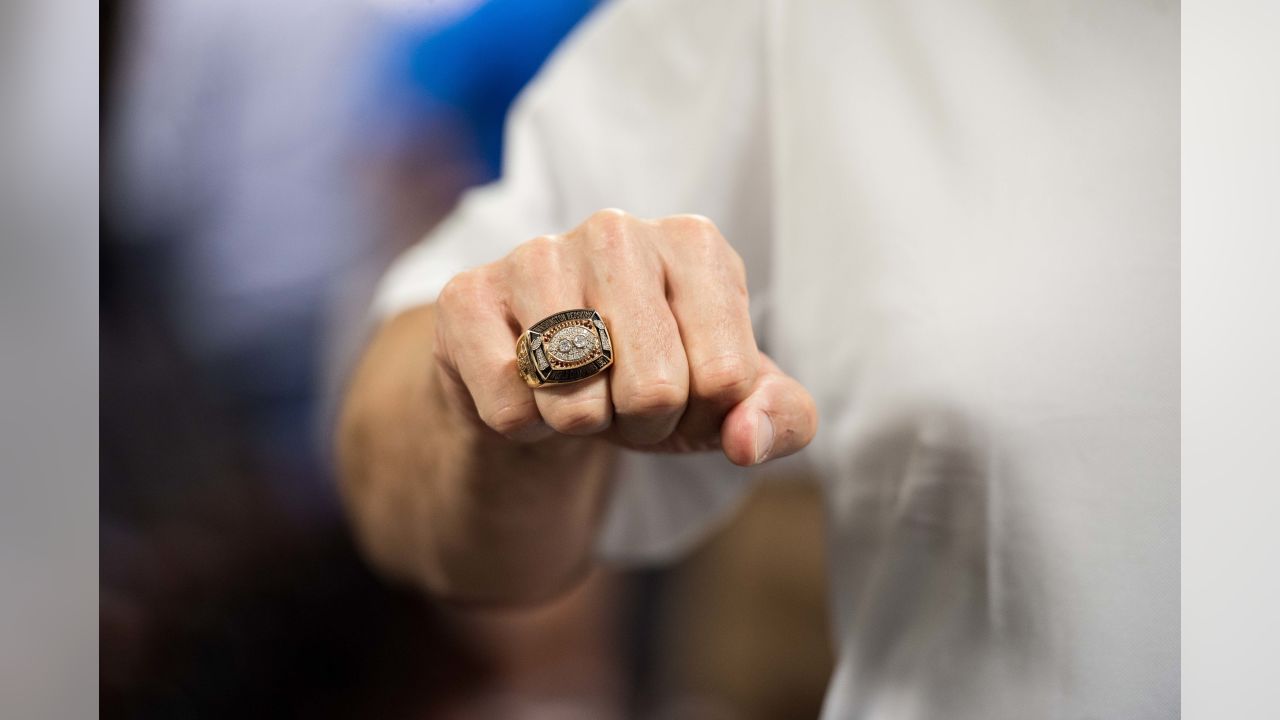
top-left (381, 0), bottom-right (601, 177)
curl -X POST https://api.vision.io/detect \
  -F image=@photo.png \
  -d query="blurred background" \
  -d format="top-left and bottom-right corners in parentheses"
top-left (99, 1), bottom-right (832, 717)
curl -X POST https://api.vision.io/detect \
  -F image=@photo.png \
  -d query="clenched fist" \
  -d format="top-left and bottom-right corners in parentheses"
top-left (432, 209), bottom-right (817, 466)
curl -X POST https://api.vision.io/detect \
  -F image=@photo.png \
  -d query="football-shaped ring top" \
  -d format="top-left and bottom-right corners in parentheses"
top-left (515, 309), bottom-right (614, 388)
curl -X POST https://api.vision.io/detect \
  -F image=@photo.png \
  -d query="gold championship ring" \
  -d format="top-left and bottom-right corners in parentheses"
top-left (516, 309), bottom-right (614, 388)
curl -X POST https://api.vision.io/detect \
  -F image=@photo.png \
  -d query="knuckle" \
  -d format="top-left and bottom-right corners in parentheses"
top-left (586, 207), bottom-right (632, 229)
top-left (509, 235), bottom-right (562, 269)
top-left (665, 215), bottom-right (743, 277)
top-left (616, 381), bottom-right (687, 419)
top-left (665, 213), bottom-right (723, 245)
top-left (693, 353), bottom-right (757, 402)
top-left (581, 208), bottom-right (634, 251)
top-left (481, 400), bottom-right (543, 438)
top-left (547, 396), bottom-right (611, 435)
top-left (437, 269), bottom-right (488, 309)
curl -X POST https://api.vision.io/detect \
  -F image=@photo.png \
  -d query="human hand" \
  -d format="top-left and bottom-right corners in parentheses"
top-left (432, 209), bottom-right (817, 466)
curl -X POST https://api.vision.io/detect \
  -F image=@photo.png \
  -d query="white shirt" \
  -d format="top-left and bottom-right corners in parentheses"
top-left (374, 0), bottom-right (1179, 717)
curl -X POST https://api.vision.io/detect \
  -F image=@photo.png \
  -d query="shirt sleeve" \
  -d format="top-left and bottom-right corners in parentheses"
top-left (372, 0), bottom-right (772, 565)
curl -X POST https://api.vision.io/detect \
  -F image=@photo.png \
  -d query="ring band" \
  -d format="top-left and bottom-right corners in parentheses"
top-left (516, 308), bottom-right (614, 388)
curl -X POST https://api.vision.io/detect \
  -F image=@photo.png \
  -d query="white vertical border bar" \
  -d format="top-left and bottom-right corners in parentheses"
top-left (1183, 0), bottom-right (1280, 716)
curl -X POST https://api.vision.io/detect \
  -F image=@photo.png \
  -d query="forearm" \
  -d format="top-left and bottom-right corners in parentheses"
top-left (337, 305), bottom-right (614, 605)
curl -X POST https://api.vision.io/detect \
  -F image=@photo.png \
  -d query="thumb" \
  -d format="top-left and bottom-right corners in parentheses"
top-left (720, 354), bottom-right (818, 467)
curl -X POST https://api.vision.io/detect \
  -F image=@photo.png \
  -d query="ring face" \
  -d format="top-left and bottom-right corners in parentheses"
top-left (517, 309), bottom-right (613, 387)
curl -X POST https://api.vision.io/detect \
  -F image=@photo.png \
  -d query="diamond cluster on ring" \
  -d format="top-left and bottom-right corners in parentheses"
top-left (543, 323), bottom-right (600, 366)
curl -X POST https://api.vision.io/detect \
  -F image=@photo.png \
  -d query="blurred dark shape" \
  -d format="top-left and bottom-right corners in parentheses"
top-left (100, 243), bottom-right (487, 719)
top-left (106, 0), bottom-right (382, 519)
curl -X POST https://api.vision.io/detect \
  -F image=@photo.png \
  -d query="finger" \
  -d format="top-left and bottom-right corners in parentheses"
top-left (660, 215), bottom-right (759, 442)
top-left (436, 268), bottom-right (550, 442)
top-left (578, 211), bottom-right (689, 445)
top-left (506, 235), bottom-right (613, 436)
top-left (720, 354), bottom-right (818, 466)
